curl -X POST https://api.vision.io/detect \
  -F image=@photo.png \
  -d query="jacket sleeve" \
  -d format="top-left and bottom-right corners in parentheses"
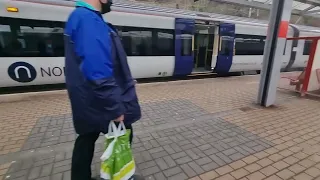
top-left (73, 14), bottom-right (124, 121)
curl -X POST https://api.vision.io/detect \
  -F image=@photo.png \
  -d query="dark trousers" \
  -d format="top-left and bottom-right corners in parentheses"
top-left (71, 124), bottom-right (133, 180)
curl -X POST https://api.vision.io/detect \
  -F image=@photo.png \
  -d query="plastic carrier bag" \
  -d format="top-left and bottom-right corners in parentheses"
top-left (100, 121), bottom-right (135, 180)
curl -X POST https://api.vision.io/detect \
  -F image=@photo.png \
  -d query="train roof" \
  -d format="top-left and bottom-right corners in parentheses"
top-left (5, 0), bottom-right (320, 33)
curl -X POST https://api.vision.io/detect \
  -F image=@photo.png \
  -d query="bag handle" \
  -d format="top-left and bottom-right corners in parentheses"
top-left (107, 121), bottom-right (118, 138)
top-left (107, 121), bottom-right (126, 138)
top-left (117, 121), bottom-right (126, 134)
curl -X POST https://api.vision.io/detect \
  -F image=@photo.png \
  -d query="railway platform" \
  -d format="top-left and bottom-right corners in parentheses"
top-left (0, 74), bottom-right (320, 180)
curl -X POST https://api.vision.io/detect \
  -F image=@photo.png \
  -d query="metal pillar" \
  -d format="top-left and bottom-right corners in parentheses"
top-left (248, 0), bottom-right (253, 17)
top-left (257, 0), bottom-right (293, 107)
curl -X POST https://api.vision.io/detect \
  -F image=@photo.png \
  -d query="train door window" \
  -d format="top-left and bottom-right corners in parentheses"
top-left (0, 17), bottom-right (64, 57)
top-left (220, 36), bottom-right (232, 56)
top-left (303, 40), bottom-right (312, 55)
top-left (181, 31), bottom-right (192, 56)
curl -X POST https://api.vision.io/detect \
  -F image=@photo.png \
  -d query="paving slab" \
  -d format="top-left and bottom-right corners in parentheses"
top-left (0, 74), bottom-right (320, 180)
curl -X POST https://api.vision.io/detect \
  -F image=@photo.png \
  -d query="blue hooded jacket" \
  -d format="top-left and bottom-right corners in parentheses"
top-left (64, 2), bottom-right (141, 135)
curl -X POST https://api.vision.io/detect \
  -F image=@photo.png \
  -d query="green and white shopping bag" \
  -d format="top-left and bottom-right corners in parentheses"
top-left (100, 121), bottom-right (135, 180)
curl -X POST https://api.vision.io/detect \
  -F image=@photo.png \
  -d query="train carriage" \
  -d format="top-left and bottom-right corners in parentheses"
top-left (1, 0), bottom-right (320, 88)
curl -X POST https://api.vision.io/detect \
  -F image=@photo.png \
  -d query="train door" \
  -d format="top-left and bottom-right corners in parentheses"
top-left (215, 23), bottom-right (235, 74)
top-left (193, 24), bottom-right (215, 73)
top-left (174, 18), bottom-right (195, 76)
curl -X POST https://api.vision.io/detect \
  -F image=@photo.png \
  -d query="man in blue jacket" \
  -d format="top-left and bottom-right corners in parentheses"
top-left (64, 0), bottom-right (141, 179)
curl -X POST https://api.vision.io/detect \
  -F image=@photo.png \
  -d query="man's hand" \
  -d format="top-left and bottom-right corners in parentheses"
top-left (114, 115), bottom-right (124, 122)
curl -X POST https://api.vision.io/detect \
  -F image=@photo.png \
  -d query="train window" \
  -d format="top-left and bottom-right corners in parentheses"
top-left (121, 27), bottom-right (153, 56)
top-left (156, 30), bottom-right (174, 56)
top-left (219, 36), bottom-right (232, 56)
top-left (235, 34), bottom-right (266, 55)
top-left (303, 40), bottom-right (312, 55)
top-left (119, 27), bottom-right (175, 56)
top-left (181, 32), bottom-right (192, 56)
top-left (0, 17), bottom-right (64, 57)
top-left (0, 17), bottom-right (175, 57)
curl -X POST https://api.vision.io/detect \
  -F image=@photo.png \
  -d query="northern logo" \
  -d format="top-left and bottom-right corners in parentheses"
top-left (8, 62), bottom-right (37, 83)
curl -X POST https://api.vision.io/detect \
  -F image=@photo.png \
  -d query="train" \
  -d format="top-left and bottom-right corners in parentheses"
top-left (1, 0), bottom-right (320, 88)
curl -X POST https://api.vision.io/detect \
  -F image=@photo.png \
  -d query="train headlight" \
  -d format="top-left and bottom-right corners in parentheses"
top-left (7, 7), bottom-right (19, 12)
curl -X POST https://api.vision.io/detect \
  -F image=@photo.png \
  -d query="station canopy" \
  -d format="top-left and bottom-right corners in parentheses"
top-left (216, 0), bottom-right (320, 19)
